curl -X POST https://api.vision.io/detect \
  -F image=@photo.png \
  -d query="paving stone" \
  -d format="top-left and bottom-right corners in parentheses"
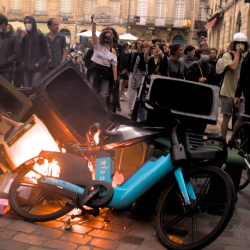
top-left (28, 246), bottom-right (52, 250)
top-left (43, 239), bottom-right (78, 249)
top-left (0, 238), bottom-right (29, 250)
top-left (216, 235), bottom-right (249, 248)
top-left (117, 243), bottom-right (152, 250)
top-left (61, 232), bottom-right (92, 245)
top-left (126, 213), bottom-right (152, 223)
top-left (82, 220), bottom-right (104, 229)
top-left (76, 246), bottom-right (90, 250)
top-left (33, 226), bottom-right (64, 239)
top-left (90, 238), bottom-right (120, 249)
top-left (13, 232), bottom-right (47, 246)
top-left (36, 220), bottom-right (65, 228)
top-left (0, 217), bottom-right (13, 227)
top-left (220, 230), bottom-right (234, 238)
top-left (71, 225), bottom-right (93, 234)
top-left (88, 229), bottom-right (119, 240)
top-left (0, 227), bottom-right (18, 239)
top-left (7, 220), bottom-right (38, 233)
top-left (205, 241), bottom-right (226, 250)
top-left (118, 235), bottom-right (144, 245)
top-left (103, 223), bottom-right (132, 233)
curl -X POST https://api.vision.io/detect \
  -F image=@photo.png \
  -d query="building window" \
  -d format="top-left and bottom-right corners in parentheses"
top-left (174, 0), bottom-right (185, 27)
top-left (236, 12), bottom-right (242, 32)
top-left (35, 0), bottom-right (47, 16)
top-left (136, 0), bottom-right (147, 25)
top-left (10, 0), bottom-right (22, 14)
top-left (110, 0), bottom-right (121, 23)
top-left (60, 0), bottom-right (71, 17)
top-left (199, 0), bottom-right (207, 21)
top-left (84, 0), bottom-right (95, 22)
top-left (155, 0), bottom-right (166, 26)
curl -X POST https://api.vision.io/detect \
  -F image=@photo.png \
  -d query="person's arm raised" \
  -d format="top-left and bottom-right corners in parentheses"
top-left (91, 14), bottom-right (98, 45)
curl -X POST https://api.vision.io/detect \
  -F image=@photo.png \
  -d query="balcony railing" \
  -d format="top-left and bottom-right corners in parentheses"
top-left (195, 20), bottom-right (207, 31)
top-left (9, 9), bottom-right (22, 15)
top-left (59, 11), bottom-right (71, 17)
top-left (35, 10), bottom-right (47, 16)
top-left (127, 15), bottom-right (190, 28)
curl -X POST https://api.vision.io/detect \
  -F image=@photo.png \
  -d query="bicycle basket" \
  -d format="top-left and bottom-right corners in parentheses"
top-left (184, 132), bottom-right (227, 166)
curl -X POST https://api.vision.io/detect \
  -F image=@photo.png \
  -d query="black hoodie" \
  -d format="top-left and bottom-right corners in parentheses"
top-left (22, 15), bottom-right (50, 72)
top-left (0, 29), bottom-right (20, 72)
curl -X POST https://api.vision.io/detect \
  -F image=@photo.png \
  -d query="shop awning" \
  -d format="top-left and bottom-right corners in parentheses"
top-left (36, 23), bottom-right (49, 34)
top-left (204, 17), bottom-right (218, 30)
top-left (8, 21), bottom-right (49, 34)
top-left (9, 21), bottom-right (25, 31)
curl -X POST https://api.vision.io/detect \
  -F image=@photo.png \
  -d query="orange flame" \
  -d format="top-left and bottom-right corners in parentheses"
top-left (93, 130), bottom-right (100, 145)
top-left (26, 158), bottom-right (60, 182)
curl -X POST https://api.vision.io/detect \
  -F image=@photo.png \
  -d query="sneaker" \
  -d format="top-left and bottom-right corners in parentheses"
top-left (120, 96), bottom-right (124, 101)
top-left (124, 92), bottom-right (128, 98)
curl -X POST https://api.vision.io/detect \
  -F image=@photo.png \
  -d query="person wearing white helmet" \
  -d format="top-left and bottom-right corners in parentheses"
top-left (220, 32), bottom-right (249, 141)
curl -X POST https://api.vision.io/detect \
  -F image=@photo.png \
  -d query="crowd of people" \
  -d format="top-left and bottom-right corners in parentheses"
top-left (1, 12), bottom-right (250, 143)
top-left (0, 13), bottom-right (67, 88)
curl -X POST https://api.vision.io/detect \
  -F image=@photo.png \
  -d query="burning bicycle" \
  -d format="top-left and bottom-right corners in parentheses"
top-left (0, 61), bottom-right (245, 249)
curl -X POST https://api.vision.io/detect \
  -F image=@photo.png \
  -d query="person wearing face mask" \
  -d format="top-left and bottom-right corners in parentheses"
top-left (185, 48), bottom-right (215, 85)
top-left (22, 15), bottom-right (50, 87)
top-left (87, 15), bottom-right (117, 106)
top-left (102, 26), bottom-right (125, 113)
top-left (220, 33), bottom-right (249, 140)
top-left (0, 14), bottom-right (20, 84)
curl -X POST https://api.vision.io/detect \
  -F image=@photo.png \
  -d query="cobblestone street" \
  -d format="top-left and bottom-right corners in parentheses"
top-left (1, 97), bottom-right (250, 250)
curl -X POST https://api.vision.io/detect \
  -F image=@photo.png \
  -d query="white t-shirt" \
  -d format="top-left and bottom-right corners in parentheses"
top-left (91, 41), bottom-right (117, 67)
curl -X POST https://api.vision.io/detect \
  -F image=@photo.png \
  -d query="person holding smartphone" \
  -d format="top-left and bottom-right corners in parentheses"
top-left (220, 32), bottom-right (249, 140)
top-left (144, 41), bottom-right (168, 77)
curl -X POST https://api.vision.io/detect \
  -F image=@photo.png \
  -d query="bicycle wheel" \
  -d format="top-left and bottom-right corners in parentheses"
top-left (156, 165), bottom-right (235, 250)
top-left (230, 122), bottom-right (250, 190)
top-left (9, 161), bottom-right (74, 222)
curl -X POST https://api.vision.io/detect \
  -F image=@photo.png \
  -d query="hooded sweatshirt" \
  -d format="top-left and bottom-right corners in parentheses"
top-left (0, 29), bottom-right (20, 72)
top-left (22, 15), bottom-right (50, 72)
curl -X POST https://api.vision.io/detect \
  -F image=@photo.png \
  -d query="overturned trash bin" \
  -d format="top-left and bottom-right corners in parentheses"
top-left (145, 75), bottom-right (219, 133)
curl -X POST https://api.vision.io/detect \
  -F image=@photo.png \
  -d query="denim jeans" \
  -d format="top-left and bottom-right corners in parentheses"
top-left (24, 70), bottom-right (45, 88)
top-left (0, 71), bottom-right (13, 84)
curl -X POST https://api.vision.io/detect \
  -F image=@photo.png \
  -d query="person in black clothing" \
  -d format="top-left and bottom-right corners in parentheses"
top-left (22, 15), bottom-right (50, 87)
top-left (234, 50), bottom-right (250, 115)
top-left (13, 27), bottom-right (24, 88)
top-left (0, 14), bottom-right (20, 83)
top-left (84, 46), bottom-right (94, 81)
top-left (144, 41), bottom-right (168, 77)
top-left (208, 47), bottom-right (218, 70)
top-left (127, 39), bottom-right (144, 115)
top-left (186, 47), bottom-right (215, 85)
top-left (119, 41), bottom-right (130, 101)
top-left (181, 45), bottom-right (195, 68)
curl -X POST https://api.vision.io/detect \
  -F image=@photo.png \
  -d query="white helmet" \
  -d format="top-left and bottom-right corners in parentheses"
top-left (233, 32), bottom-right (248, 42)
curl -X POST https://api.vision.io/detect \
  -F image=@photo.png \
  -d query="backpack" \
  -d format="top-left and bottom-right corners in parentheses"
top-left (216, 52), bottom-right (234, 87)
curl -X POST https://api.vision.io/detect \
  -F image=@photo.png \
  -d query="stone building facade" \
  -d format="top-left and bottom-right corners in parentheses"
top-left (207, 0), bottom-right (250, 50)
top-left (0, 0), bottom-right (209, 48)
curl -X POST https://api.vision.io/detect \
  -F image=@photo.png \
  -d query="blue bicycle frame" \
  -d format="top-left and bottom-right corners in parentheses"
top-left (40, 153), bottom-right (196, 209)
